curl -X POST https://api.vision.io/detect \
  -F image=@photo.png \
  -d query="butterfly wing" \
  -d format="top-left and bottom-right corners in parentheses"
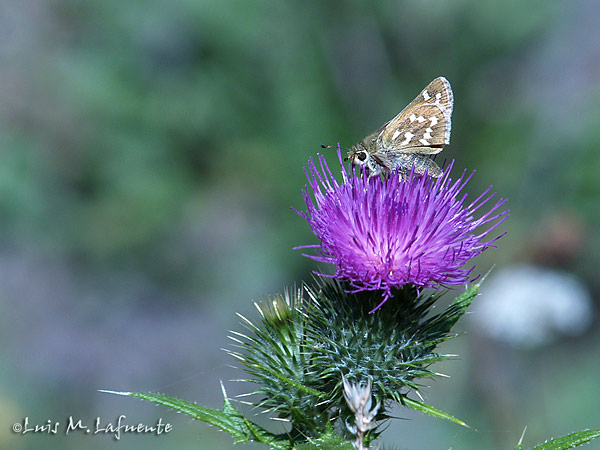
top-left (377, 77), bottom-right (453, 154)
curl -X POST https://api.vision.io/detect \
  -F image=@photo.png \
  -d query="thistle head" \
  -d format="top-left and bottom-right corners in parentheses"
top-left (297, 149), bottom-right (508, 311)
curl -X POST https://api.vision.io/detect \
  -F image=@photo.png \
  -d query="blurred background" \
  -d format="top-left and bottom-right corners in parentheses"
top-left (1, 1), bottom-right (599, 449)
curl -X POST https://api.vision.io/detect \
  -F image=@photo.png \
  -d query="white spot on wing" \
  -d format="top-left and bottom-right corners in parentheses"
top-left (401, 132), bottom-right (414, 145)
top-left (392, 129), bottom-right (401, 140)
top-left (419, 138), bottom-right (430, 146)
top-left (422, 90), bottom-right (430, 100)
top-left (423, 128), bottom-right (432, 140)
top-left (429, 116), bottom-right (438, 126)
top-left (417, 116), bottom-right (425, 123)
top-left (409, 113), bottom-right (416, 122)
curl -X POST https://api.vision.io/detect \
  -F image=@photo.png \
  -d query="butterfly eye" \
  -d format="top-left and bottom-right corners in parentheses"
top-left (357, 152), bottom-right (367, 161)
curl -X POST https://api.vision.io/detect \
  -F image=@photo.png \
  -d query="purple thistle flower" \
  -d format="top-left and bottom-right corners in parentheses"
top-left (296, 148), bottom-right (509, 312)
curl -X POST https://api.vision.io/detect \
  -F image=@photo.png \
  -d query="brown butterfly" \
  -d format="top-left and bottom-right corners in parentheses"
top-left (344, 77), bottom-right (453, 178)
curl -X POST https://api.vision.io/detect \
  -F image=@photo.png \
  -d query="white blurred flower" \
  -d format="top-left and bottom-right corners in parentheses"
top-left (472, 264), bottom-right (593, 348)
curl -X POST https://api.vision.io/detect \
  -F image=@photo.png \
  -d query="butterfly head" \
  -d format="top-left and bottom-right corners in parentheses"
top-left (346, 149), bottom-right (369, 167)
top-left (345, 143), bottom-right (371, 168)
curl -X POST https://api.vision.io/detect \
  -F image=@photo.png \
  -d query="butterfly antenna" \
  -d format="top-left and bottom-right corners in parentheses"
top-left (321, 143), bottom-right (350, 151)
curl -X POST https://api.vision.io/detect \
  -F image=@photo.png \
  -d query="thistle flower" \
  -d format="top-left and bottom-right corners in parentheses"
top-left (296, 149), bottom-right (508, 311)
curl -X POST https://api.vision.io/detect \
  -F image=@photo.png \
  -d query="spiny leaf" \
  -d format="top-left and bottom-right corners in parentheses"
top-left (526, 429), bottom-right (600, 450)
top-left (423, 283), bottom-right (479, 336)
top-left (402, 396), bottom-right (471, 429)
top-left (514, 426), bottom-right (528, 450)
top-left (99, 389), bottom-right (291, 449)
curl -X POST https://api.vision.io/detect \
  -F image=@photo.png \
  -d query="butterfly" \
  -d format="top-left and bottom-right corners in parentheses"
top-left (344, 77), bottom-right (453, 178)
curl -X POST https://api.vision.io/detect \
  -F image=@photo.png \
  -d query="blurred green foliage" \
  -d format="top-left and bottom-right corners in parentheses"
top-left (1, 1), bottom-right (599, 449)
top-left (4, 0), bottom-right (600, 283)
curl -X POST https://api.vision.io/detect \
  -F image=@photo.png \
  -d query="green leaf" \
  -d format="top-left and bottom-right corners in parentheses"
top-left (402, 397), bottom-right (471, 429)
top-left (100, 388), bottom-right (291, 450)
top-left (527, 429), bottom-right (600, 450)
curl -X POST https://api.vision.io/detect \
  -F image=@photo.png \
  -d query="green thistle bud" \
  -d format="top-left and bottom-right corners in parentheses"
top-left (227, 279), bottom-right (478, 444)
